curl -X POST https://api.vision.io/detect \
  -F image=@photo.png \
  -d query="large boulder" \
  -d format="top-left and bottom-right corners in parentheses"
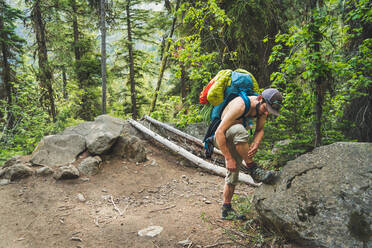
top-left (62, 115), bottom-right (126, 155)
top-left (30, 134), bottom-right (86, 167)
top-left (62, 121), bottom-right (95, 136)
top-left (253, 142), bottom-right (372, 248)
top-left (85, 115), bottom-right (125, 155)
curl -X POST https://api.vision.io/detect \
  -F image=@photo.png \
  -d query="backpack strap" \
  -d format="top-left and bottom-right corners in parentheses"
top-left (237, 91), bottom-right (251, 120)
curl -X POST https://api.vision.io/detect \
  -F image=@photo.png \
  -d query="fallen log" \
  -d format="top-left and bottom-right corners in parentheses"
top-left (142, 115), bottom-right (223, 156)
top-left (128, 119), bottom-right (260, 187)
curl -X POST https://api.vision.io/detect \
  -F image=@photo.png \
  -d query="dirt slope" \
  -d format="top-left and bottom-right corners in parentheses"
top-left (0, 141), bottom-right (254, 248)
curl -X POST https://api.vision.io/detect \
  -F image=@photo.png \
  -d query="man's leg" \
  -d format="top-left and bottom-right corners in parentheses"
top-left (214, 124), bottom-right (247, 220)
top-left (223, 183), bottom-right (235, 204)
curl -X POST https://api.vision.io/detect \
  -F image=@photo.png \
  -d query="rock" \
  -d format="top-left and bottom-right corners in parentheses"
top-left (253, 142), bottom-right (372, 248)
top-left (138, 226), bottom-right (163, 237)
top-left (35, 166), bottom-right (54, 176)
top-left (144, 160), bottom-right (158, 167)
top-left (53, 165), bottom-right (80, 180)
top-left (121, 121), bottom-right (143, 136)
top-left (62, 121), bottom-right (95, 136)
top-left (271, 139), bottom-right (292, 154)
top-left (77, 156), bottom-right (102, 176)
top-left (30, 134), bottom-right (86, 167)
top-left (0, 179), bottom-right (10, 186)
top-left (3, 155), bottom-right (22, 168)
top-left (0, 163), bottom-right (33, 180)
top-left (112, 134), bottom-right (147, 162)
top-left (101, 195), bottom-right (110, 201)
top-left (77, 193), bottom-right (86, 202)
top-left (180, 160), bottom-right (193, 167)
top-left (178, 239), bottom-right (192, 246)
top-left (70, 237), bottom-right (82, 242)
top-left (85, 115), bottom-right (125, 155)
top-left (62, 115), bottom-right (125, 155)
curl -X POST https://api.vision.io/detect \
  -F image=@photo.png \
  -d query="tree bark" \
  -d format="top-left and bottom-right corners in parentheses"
top-left (100, 0), bottom-right (107, 114)
top-left (126, 0), bottom-right (137, 119)
top-left (180, 62), bottom-right (187, 105)
top-left (32, 0), bottom-right (56, 122)
top-left (71, 0), bottom-right (80, 62)
top-left (71, 0), bottom-right (90, 120)
top-left (149, 0), bottom-right (181, 114)
top-left (310, 0), bottom-right (324, 147)
top-left (62, 66), bottom-right (68, 100)
top-left (0, 17), bottom-right (14, 128)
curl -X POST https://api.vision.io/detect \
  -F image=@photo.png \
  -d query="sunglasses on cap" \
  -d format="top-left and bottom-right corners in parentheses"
top-left (263, 98), bottom-right (282, 111)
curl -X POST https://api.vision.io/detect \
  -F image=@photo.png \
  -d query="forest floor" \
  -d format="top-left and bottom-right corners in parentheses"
top-left (0, 140), bottom-right (294, 248)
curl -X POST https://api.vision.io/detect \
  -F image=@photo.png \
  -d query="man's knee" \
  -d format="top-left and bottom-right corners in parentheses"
top-left (226, 124), bottom-right (250, 145)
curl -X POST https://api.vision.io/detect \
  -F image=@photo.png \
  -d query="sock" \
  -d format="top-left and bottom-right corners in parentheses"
top-left (223, 203), bottom-right (231, 209)
top-left (246, 162), bottom-right (256, 168)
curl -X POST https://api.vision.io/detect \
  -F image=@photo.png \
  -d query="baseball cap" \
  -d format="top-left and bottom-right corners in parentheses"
top-left (261, 88), bottom-right (283, 116)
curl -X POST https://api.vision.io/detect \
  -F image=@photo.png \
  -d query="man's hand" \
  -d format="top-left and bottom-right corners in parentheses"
top-left (247, 142), bottom-right (259, 158)
top-left (225, 158), bottom-right (237, 172)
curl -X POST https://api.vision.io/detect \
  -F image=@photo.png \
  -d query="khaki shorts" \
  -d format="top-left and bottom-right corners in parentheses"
top-left (213, 124), bottom-right (250, 185)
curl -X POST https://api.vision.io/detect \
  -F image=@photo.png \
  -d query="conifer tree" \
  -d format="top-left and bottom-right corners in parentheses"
top-left (149, 0), bottom-right (181, 114)
top-left (29, 0), bottom-right (56, 122)
top-left (68, 0), bottom-right (101, 120)
top-left (0, 1), bottom-right (25, 129)
top-left (113, 0), bottom-right (162, 119)
top-left (87, 0), bottom-right (111, 115)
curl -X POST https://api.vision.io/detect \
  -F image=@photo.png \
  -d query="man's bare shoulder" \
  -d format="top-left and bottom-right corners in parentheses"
top-left (221, 97), bottom-right (245, 120)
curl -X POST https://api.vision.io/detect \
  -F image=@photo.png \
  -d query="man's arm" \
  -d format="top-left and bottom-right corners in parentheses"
top-left (247, 113), bottom-right (267, 158)
top-left (215, 98), bottom-right (245, 171)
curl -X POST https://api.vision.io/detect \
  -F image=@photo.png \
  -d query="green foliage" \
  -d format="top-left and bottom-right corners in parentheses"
top-left (170, 0), bottom-right (231, 101)
top-left (251, 0), bottom-right (371, 166)
top-left (175, 101), bottom-right (203, 128)
top-left (0, 71), bottom-right (53, 164)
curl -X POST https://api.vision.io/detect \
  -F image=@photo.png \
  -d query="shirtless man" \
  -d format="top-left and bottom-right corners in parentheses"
top-left (213, 88), bottom-right (283, 220)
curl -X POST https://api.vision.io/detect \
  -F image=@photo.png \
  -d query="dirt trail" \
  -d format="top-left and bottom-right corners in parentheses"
top-left (0, 141), bottom-right (254, 248)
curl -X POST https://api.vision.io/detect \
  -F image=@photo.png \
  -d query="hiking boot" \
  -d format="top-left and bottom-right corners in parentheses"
top-left (221, 205), bottom-right (247, 221)
top-left (242, 162), bottom-right (275, 184)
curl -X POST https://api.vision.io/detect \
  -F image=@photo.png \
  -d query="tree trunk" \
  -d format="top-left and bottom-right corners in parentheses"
top-left (71, 0), bottom-right (90, 120)
top-left (126, 0), bottom-right (137, 119)
top-left (71, 0), bottom-right (80, 62)
top-left (100, 0), bottom-right (107, 114)
top-left (0, 17), bottom-right (14, 128)
top-left (310, 0), bottom-right (324, 147)
top-left (149, 0), bottom-right (181, 114)
top-left (180, 62), bottom-right (187, 104)
top-left (62, 66), bottom-right (68, 100)
top-left (32, 0), bottom-right (56, 122)
top-left (314, 80), bottom-right (323, 147)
